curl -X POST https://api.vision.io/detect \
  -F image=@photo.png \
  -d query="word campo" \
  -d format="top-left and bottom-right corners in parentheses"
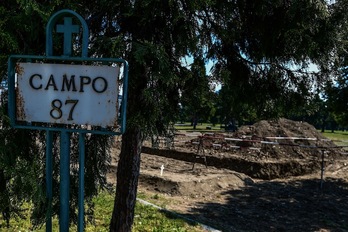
top-left (27, 73), bottom-right (109, 121)
top-left (29, 74), bottom-right (108, 93)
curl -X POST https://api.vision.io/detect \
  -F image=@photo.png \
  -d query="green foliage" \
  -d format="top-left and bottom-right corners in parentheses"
top-left (325, 77), bottom-right (348, 127)
top-left (82, 0), bottom-right (204, 139)
top-left (180, 56), bottom-right (217, 124)
top-left (0, 92), bottom-right (44, 227)
top-left (0, 91), bottom-right (112, 228)
top-left (202, 0), bottom-right (338, 124)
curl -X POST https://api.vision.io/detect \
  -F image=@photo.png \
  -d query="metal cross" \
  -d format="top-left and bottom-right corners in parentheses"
top-left (56, 17), bottom-right (80, 56)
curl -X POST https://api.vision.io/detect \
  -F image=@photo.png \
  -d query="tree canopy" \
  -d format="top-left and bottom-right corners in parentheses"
top-left (202, 0), bottom-right (337, 124)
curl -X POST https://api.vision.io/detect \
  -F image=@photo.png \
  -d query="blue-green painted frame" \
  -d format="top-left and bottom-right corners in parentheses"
top-left (8, 55), bottom-right (129, 135)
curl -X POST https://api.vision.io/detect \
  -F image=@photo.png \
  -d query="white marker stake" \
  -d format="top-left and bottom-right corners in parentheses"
top-left (160, 165), bottom-right (164, 176)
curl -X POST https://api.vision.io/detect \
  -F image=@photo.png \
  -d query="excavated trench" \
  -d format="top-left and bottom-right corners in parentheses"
top-left (141, 146), bottom-right (321, 180)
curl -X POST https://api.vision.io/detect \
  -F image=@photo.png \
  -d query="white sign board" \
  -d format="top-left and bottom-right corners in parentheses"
top-left (16, 62), bottom-right (119, 127)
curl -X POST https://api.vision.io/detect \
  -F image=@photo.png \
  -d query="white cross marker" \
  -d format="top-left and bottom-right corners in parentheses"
top-left (160, 164), bottom-right (164, 176)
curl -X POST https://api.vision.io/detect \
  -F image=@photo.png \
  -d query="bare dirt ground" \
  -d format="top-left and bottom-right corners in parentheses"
top-left (108, 118), bottom-right (348, 232)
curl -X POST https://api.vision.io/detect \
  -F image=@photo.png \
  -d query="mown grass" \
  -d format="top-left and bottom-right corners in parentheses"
top-left (0, 191), bottom-right (204, 232)
top-left (320, 130), bottom-right (348, 149)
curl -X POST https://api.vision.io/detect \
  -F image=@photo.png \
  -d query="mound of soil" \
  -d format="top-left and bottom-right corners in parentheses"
top-left (234, 118), bottom-right (343, 160)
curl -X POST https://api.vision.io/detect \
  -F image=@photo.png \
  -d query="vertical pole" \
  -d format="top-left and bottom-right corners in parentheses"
top-left (46, 131), bottom-right (53, 232)
top-left (60, 131), bottom-right (70, 232)
top-left (320, 150), bottom-right (325, 190)
top-left (78, 133), bottom-right (86, 232)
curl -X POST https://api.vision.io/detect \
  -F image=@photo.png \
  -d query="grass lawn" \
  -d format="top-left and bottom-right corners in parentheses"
top-left (175, 122), bottom-right (222, 132)
top-left (320, 130), bottom-right (348, 149)
top-left (0, 191), bottom-right (205, 232)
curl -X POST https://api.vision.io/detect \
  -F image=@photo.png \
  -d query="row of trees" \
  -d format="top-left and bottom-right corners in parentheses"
top-left (180, 86), bottom-right (346, 131)
top-left (1, 0), bottom-right (348, 231)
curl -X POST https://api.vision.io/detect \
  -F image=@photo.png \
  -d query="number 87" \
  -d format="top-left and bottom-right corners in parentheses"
top-left (50, 99), bottom-right (79, 121)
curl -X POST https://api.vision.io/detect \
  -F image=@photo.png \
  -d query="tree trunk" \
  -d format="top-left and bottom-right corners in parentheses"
top-left (109, 27), bottom-right (147, 231)
top-left (110, 126), bottom-right (142, 232)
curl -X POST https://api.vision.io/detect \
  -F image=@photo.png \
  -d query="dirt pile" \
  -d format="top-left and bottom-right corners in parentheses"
top-left (234, 118), bottom-right (343, 160)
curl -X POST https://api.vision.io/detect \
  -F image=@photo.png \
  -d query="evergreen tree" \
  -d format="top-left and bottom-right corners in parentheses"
top-left (324, 0), bottom-right (348, 128)
top-left (205, 0), bottom-right (336, 123)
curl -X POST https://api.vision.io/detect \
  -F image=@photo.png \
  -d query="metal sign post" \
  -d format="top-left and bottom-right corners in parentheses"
top-left (7, 9), bottom-right (128, 232)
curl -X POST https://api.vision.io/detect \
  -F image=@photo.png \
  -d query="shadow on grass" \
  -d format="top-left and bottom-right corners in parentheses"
top-left (178, 178), bottom-right (348, 232)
